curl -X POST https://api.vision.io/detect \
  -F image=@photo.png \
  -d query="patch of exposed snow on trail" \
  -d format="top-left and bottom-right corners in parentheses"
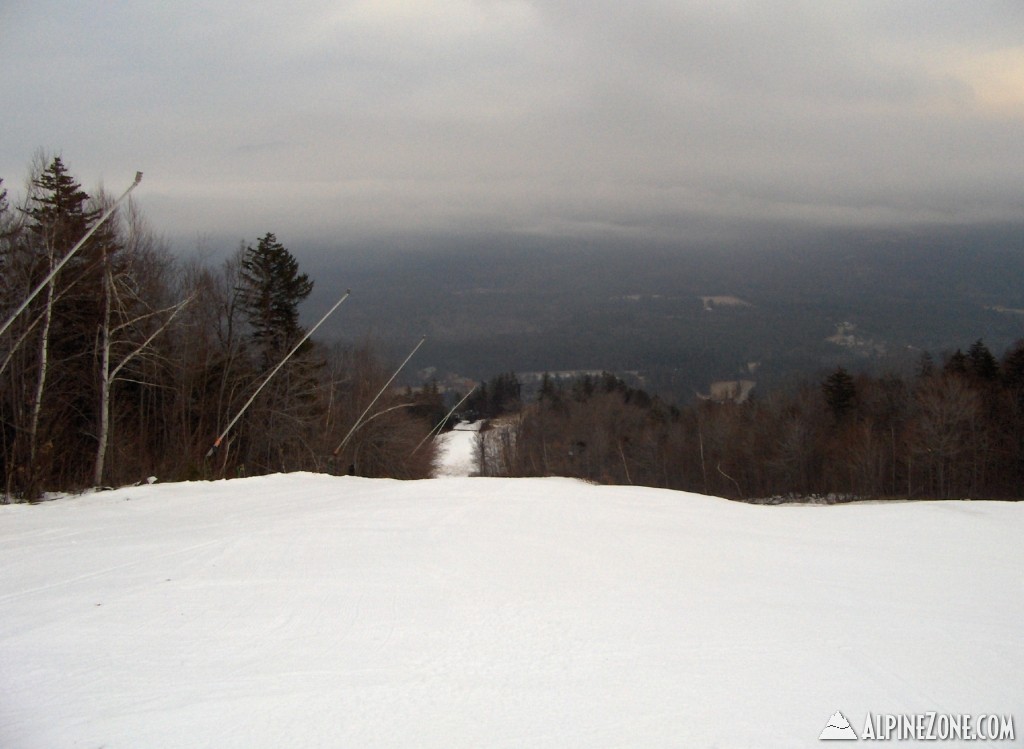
top-left (1, 473), bottom-right (1022, 747)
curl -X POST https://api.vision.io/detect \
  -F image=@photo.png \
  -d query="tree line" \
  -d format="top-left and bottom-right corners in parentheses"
top-left (476, 342), bottom-right (1024, 501)
top-left (0, 155), bottom-right (441, 500)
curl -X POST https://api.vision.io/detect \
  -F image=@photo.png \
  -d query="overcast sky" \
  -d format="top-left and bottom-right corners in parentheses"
top-left (2, 1), bottom-right (1023, 247)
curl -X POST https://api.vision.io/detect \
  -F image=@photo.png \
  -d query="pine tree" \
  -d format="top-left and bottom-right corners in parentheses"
top-left (17, 157), bottom-right (108, 491)
top-left (24, 157), bottom-right (98, 254)
top-left (466, 381), bottom-right (489, 419)
top-left (539, 372), bottom-right (560, 404)
top-left (491, 372), bottom-right (522, 416)
top-left (237, 232), bottom-right (313, 366)
top-left (916, 351), bottom-right (935, 379)
top-left (967, 339), bottom-right (998, 382)
top-left (1003, 342), bottom-right (1024, 392)
top-left (822, 367), bottom-right (856, 421)
top-left (944, 349), bottom-right (969, 377)
top-left (234, 233), bottom-right (319, 472)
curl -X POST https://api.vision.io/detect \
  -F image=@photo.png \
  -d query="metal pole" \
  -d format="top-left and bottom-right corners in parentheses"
top-left (333, 335), bottom-right (426, 456)
top-left (411, 384), bottom-right (476, 455)
top-left (0, 172), bottom-right (143, 342)
top-left (206, 290), bottom-right (351, 457)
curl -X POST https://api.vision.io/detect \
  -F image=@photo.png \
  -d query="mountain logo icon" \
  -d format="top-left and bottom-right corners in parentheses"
top-left (819, 711), bottom-right (858, 740)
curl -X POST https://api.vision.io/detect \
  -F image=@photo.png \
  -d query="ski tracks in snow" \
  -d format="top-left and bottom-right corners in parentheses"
top-left (0, 538), bottom-right (225, 606)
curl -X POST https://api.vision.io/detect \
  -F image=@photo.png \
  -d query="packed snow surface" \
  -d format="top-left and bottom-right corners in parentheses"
top-left (1, 474), bottom-right (1021, 747)
top-left (433, 421), bottom-right (480, 477)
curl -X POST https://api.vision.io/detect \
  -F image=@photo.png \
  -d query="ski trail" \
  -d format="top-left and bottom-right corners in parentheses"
top-left (0, 538), bottom-right (223, 604)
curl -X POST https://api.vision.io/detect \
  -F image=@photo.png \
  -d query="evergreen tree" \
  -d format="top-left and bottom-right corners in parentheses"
top-left (467, 381), bottom-right (489, 419)
top-left (822, 367), bottom-right (856, 421)
top-left (490, 372), bottom-right (522, 415)
top-left (538, 372), bottom-right (561, 404)
top-left (1002, 341), bottom-right (1024, 393)
top-left (23, 156), bottom-right (98, 254)
top-left (916, 351), bottom-right (935, 379)
top-left (465, 373), bottom-right (522, 419)
top-left (967, 339), bottom-right (998, 382)
top-left (573, 374), bottom-right (596, 402)
top-left (237, 232), bottom-right (313, 365)
top-left (233, 233), bottom-right (320, 471)
top-left (17, 158), bottom-right (110, 491)
top-left (944, 349), bottom-right (969, 377)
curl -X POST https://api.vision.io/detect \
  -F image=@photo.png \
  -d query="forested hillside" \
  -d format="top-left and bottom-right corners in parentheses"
top-left (0, 157), bottom-right (440, 500)
top-left (475, 342), bottom-right (1024, 500)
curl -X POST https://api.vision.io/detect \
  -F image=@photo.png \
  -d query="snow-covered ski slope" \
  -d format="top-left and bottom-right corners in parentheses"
top-left (1, 473), bottom-right (1021, 747)
top-left (433, 420), bottom-right (480, 477)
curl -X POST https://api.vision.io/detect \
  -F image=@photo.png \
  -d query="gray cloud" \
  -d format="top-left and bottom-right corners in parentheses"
top-left (1, 0), bottom-right (1022, 245)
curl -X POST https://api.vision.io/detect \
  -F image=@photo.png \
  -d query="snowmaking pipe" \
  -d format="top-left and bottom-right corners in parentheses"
top-left (333, 335), bottom-right (427, 456)
top-left (0, 171), bottom-right (143, 342)
top-left (206, 290), bottom-right (351, 458)
top-left (410, 384), bottom-right (476, 455)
